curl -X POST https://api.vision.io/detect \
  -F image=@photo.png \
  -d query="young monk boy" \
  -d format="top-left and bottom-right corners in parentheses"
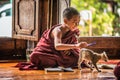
top-left (29, 7), bottom-right (88, 69)
top-left (17, 7), bottom-right (88, 70)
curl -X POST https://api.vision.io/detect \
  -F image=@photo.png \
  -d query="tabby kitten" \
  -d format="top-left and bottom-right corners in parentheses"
top-left (78, 48), bottom-right (108, 72)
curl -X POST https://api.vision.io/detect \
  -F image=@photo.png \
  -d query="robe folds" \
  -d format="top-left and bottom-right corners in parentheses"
top-left (16, 24), bottom-right (80, 70)
top-left (114, 62), bottom-right (120, 79)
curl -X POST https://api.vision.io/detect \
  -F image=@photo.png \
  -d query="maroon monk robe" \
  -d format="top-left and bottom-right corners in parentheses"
top-left (114, 62), bottom-right (120, 80)
top-left (30, 24), bottom-right (80, 69)
top-left (15, 24), bottom-right (80, 70)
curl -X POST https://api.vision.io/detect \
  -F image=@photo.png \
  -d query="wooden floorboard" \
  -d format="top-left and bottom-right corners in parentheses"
top-left (0, 62), bottom-right (117, 80)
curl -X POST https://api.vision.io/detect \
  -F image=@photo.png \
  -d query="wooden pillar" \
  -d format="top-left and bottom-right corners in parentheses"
top-left (89, 20), bottom-right (92, 36)
top-left (26, 40), bottom-right (35, 61)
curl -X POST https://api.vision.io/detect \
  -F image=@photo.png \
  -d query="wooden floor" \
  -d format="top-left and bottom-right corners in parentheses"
top-left (0, 62), bottom-right (117, 80)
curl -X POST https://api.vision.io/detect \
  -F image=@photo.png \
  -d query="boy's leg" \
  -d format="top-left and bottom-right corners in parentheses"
top-left (30, 52), bottom-right (58, 69)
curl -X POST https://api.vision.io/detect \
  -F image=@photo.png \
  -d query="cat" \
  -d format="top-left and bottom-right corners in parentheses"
top-left (78, 48), bottom-right (108, 72)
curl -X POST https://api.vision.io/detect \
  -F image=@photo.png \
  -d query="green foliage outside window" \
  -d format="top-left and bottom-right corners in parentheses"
top-left (71, 0), bottom-right (118, 36)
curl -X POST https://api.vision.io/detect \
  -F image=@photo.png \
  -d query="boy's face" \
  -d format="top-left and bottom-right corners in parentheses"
top-left (64, 15), bottom-right (80, 31)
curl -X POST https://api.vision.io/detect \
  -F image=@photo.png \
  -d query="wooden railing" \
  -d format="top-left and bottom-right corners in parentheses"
top-left (79, 37), bottom-right (120, 59)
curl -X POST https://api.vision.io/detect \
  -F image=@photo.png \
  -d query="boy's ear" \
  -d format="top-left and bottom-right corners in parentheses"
top-left (64, 18), bottom-right (68, 24)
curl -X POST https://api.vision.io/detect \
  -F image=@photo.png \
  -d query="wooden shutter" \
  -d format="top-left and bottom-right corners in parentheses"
top-left (12, 0), bottom-right (40, 41)
top-left (12, 0), bottom-right (70, 41)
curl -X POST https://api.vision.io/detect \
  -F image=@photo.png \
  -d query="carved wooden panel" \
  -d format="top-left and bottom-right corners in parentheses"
top-left (12, 0), bottom-right (70, 41)
top-left (12, 0), bottom-right (39, 41)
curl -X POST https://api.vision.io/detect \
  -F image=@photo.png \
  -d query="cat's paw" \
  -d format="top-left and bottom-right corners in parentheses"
top-left (78, 68), bottom-right (82, 70)
top-left (90, 68), bottom-right (93, 71)
top-left (78, 67), bottom-right (82, 70)
top-left (98, 70), bottom-right (101, 72)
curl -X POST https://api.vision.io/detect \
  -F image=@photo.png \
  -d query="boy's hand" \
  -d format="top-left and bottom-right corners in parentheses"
top-left (76, 42), bottom-right (88, 48)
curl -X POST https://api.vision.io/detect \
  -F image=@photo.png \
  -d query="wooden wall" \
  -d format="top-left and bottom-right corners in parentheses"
top-left (0, 37), bottom-right (119, 60)
top-left (79, 37), bottom-right (120, 59)
top-left (0, 38), bottom-right (27, 60)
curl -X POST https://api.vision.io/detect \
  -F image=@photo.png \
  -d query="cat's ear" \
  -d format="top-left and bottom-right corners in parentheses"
top-left (103, 51), bottom-right (107, 56)
top-left (103, 51), bottom-right (109, 61)
top-left (103, 51), bottom-right (106, 54)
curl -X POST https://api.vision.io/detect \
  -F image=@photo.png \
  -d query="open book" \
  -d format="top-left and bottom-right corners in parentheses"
top-left (44, 67), bottom-right (74, 72)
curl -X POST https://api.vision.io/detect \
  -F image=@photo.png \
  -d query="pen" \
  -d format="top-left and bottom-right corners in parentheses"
top-left (88, 42), bottom-right (96, 46)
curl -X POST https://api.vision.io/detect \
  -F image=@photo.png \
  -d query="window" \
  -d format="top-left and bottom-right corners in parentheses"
top-left (71, 0), bottom-right (120, 37)
top-left (0, 3), bottom-right (12, 37)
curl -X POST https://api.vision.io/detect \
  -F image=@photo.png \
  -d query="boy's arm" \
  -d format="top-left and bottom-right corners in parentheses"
top-left (52, 27), bottom-right (77, 50)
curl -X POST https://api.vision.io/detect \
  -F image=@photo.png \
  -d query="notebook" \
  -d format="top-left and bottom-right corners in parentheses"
top-left (44, 67), bottom-right (74, 72)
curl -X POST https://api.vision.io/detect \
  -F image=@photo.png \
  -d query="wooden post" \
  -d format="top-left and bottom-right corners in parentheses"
top-left (89, 20), bottom-right (92, 36)
top-left (26, 40), bottom-right (35, 61)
